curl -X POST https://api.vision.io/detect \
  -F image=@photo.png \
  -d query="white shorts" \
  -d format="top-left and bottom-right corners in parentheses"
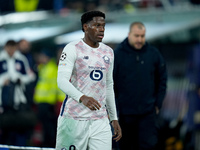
top-left (55, 116), bottom-right (112, 150)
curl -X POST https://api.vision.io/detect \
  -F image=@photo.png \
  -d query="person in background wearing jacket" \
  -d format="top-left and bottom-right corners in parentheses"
top-left (0, 40), bottom-right (36, 145)
top-left (113, 22), bottom-right (167, 150)
top-left (18, 39), bottom-right (38, 105)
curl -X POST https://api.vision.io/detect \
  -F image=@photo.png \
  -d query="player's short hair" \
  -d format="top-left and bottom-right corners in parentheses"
top-left (81, 10), bottom-right (105, 32)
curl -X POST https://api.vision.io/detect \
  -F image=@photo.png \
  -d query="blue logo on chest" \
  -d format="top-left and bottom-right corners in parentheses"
top-left (90, 70), bottom-right (103, 81)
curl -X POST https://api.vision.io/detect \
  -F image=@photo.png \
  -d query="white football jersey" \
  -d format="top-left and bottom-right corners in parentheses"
top-left (57, 39), bottom-right (117, 121)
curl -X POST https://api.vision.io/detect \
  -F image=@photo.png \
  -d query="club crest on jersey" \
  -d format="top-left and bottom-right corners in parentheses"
top-left (60, 52), bottom-right (67, 61)
top-left (103, 55), bottom-right (110, 64)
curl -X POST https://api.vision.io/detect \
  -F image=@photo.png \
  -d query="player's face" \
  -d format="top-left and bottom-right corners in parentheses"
top-left (84, 16), bottom-right (105, 45)
top-left (128, 25), bottom-right (146, 50)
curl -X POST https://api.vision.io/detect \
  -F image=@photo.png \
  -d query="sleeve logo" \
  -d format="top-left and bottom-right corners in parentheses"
top-left (60, 52), bottom-right (67, 61)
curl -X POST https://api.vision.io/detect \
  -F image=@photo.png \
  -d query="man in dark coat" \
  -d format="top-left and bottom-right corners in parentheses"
top-left (113, 22), bottom-right (167, 150)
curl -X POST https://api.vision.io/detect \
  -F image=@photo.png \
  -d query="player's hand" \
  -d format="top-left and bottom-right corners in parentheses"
top-left (80, 95), bottom-right (101, 111)
top-left (112, 120), bottom-right (122, 142)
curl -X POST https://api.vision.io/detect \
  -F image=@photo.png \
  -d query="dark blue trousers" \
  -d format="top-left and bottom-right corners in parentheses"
top-left (118, 111), bottom-right (158, 150)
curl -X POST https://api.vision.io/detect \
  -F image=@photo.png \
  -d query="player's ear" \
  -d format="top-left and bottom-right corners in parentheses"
top-left (83, 23), bottom-right (88, 32)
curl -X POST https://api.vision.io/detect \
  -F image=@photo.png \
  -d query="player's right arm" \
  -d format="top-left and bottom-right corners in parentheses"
top-left (57, 44), bottom-right (84, 102)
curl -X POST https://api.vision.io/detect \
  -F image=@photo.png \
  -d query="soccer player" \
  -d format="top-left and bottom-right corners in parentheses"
top-left (55, 10), bottom-right (122, 150)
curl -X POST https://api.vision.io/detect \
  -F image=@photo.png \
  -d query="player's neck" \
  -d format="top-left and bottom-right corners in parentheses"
top-left (83, 38), bottom-right (99, 48)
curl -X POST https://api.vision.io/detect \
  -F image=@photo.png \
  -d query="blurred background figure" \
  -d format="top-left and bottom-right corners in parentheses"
top-left (0, 39), bottom-right (36, 146)
top-left (0, 0), bottom-right (199, 149)
top-left (113, 22), bottom-right (167, 150)
top-left (33, 48), bottom-right (65, 147)
top-left (18, 39), bottom-right (38, 105)
top-left (18, 39), bottom-right (36, 74)
top-left (184, 42), bottom-right (200, 150)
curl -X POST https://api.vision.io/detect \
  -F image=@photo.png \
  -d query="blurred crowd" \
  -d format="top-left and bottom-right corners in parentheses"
top-left (0, 35), bottom-right (200, 150)
top-left (0, 0), bottom-right (200, 150)
top-left (0, 0), bottom-right (200, 15)
top-left (0, 39), bottom-right (200, 150)
top-left (0, 39), bottom-right (65, 147)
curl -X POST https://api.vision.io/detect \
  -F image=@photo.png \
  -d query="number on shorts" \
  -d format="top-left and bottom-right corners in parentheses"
top-left (69, 145), bottom-right (76, 150)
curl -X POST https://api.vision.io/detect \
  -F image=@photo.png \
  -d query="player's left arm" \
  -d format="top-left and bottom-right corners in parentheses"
top-left (105, 52), bottom-right (122, 141)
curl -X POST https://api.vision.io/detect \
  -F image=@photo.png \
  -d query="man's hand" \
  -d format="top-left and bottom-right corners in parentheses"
top-left (112, 120), bottom-right (122, 142)
top-left (80, 95), bottom-right (101, 111)
top-left (155, 106), bottom-right (159, 114)
top-left (4, 79), bottom-right (10, 86)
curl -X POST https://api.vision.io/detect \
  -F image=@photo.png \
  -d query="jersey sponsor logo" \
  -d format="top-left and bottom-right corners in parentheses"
top-left (60, 52), bottom-right (67, 61)
top-left (103, 55), bottom-right (110, 64)
top-left (90, 70), bottom-right (103, 81)
top-left (88, 66), bottom-right (106, 71)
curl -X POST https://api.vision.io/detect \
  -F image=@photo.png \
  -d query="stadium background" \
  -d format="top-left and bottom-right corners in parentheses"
top-left (0, 0), bottom-right (200, 150)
